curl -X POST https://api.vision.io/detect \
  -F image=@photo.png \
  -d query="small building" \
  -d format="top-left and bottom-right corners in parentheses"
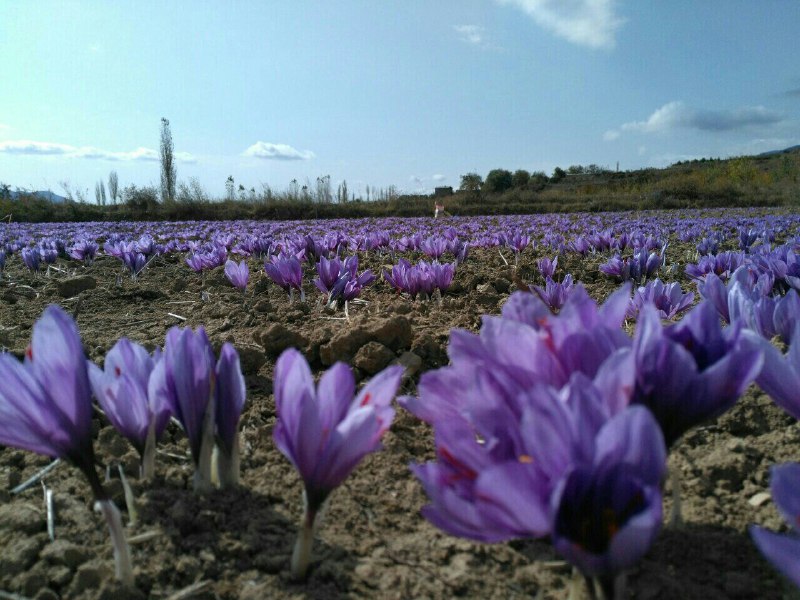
top-left (433, 186), bottom-right (453, 198)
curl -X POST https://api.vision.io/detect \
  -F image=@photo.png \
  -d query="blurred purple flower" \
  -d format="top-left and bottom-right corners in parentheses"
top-left (265, 253), bottom-right (304, 299)
top-left (21, 247), bottom-right (40, 272)
top-left (536, 256), bottom-right (558, 280)
top-left (531, 274), bottom-right (574, 312)
top-left (750, 463), bottom-right (800, 590)
top-left (0, 305), bottom-right (133, 582)
top-left (632, 302), bottom-right (763, 447)
top-left (214, 342), bottom-right (246, 488)
top-left (0, 305), bottom-right (99, 489)
top-left (627, 278), bottom-right (694, 320)
top-left (148, 326), bottom-right (217, 491)
top-left (88, 338), bottom-right (170, 477)
top-left (551, 408), bottom-right (665, 579)
top-left (224, 259), bottom-right (250, 292)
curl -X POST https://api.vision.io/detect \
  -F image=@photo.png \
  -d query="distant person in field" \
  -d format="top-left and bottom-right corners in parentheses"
top-left (434, 202), bottom-right (446, 218)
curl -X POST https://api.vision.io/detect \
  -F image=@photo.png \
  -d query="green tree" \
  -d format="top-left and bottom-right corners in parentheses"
top-left (483, 169), bottom-right (513, 193)
top-left (551, 167), bottom-right (566, 182)
top-left (511, 169), bottom-right (530, 188)
top-left (459, 172), bottom-right (483, 193)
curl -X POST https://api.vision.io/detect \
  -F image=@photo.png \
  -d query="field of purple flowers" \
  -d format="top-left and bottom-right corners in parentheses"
top-left (1, 207), bottom-right (800, 599)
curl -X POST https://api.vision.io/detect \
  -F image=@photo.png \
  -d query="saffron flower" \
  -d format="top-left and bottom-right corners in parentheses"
top-left (631, 302), bottom-right (763, 447)
top-left (530, 274), bottom-right (575, 312)
top-left (224, 258), bottom-right (250, 292)
top-left (750, 324), bottom-right (800, 421)
top-left (69, 239), bottom-right (99, 264)
top-left (21, 247), bottom-right (40, 272)
top-left (550, 408), bottom-right (666, 583)
top-left (750, 463), bottom-right (800, 590)
top-left (0, 305), bottom-right (133, 584)
top-left (536, 256), bottom-right (558, 280)
top-left (265, 253), bottom-right (304, 301)
top-left (88, 338), bottom-right (171, 478)
top-left (273, 349), bottom-right (403, 579)
top-left (626, 278), bottom-right (694, 320)
top-left (148, 326), bottom-right (217, 492)
top-left (214, 343), bottom-right (246, 488)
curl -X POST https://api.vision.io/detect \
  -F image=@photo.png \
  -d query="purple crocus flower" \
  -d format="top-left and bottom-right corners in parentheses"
top-left (121, 251), bottom-right (147, 279)
top-left (750, 324), bottom-right (800, 421)
top-left (420, 236), bottom-right (448, 259)
top-left (0, 305), bottom-right (133, 583)
top-left (21, 246), bottom-right (40, 272)
top-left (550, 407), bottom-right (665, 583)
top-left (384, 259), bottom-right (413, 293)
top-left (88, 338), bottom-right (170, 478)
top-left (224, 259), bottom-right (250, 292)
top-left (265, 253), bottom-right (304, 300)
top-left (69, 239), bottom-right (99, 264)
top-left (314, 255), bottom-right (343, 293)
top-left (536, 256), bottom-right (558, 280)
top-left (531, 274), bottom-right (575, 312)
top-left (214, 343), bottom-right (246, 488)
top-left (0, 306), bottom-right (96, 482)
top-left (627, 278), bottom-right (695, 320)
top-left (773, 290), bottom-right (800, 343)
top-left (148, 326), bottom-right (217, 492)
top-left (273, 348), bottom-right (403, 578)
top-left (429, 260), bottom-right (455, 293)
top-left (750, 463), bottom-right (800, 590)
top-left (185, 252), bottom-right (205, 273)
top-left (631, 302), bottom-right (763, 447)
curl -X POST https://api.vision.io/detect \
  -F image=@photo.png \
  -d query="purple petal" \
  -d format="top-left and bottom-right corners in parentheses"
top-left (750, 526), bottom-right (800, 589)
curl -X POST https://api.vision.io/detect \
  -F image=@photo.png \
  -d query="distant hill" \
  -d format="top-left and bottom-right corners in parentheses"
top-left (758, 145), bottom-right (800, 157)
top-left (8, 190), bottom-right (67, 203)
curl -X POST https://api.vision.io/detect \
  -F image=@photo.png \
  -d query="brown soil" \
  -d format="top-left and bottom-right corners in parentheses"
top-left (0, 246), bottom-right (792, 599)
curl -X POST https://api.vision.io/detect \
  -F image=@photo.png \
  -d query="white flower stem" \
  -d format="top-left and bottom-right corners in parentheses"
top-left (194, 394), bottom-right (216, 493)
top-left (291, 490), bottom-right (330, 581)
top-left (213, 434), bottom-right (241, 489)
top-left (117, 465), bottom-right (138, 527)
top-left (95, 499), bottom-right (134, 586)
top-left (141, 419), bottom-right (156, 480)
top-left (291, 505), bottom-right (317, 581)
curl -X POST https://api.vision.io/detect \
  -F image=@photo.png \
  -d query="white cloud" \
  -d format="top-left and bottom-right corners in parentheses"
top-left (0, 140), bottom-right (74, 155)
top-left (0, 139), bottom-right (196, 162)
top-left (453, 24), bottom-right (485, 45)
top-left (616, 101), bottom-right (785, 135)
top-left (432, 174), bottom-right (446, 182)
top-left (602, 129), bottom-right (620, 141)
top-left (410, 175), bottom-right (423, 185)
top-left (242, 141), bottom-right (315, 161)
top-left (496, 0), bottom-right (625, 49)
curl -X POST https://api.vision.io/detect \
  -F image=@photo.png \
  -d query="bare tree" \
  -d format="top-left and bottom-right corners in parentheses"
top-left (95, 180), bottom-right (107, 205)
top-left (160, 118), bottom-right (176, 203)
top-left (108, 171), bottom-right (119, 205)
top-left (58, 180), bottom-right (75, 202)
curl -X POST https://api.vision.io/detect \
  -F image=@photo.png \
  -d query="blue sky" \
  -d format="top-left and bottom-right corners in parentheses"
top-left (1, 1), bottom-right (798, 199)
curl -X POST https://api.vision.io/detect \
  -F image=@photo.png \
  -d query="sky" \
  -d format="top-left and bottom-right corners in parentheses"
top-left (1, 0), bottom-right (799, 200)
